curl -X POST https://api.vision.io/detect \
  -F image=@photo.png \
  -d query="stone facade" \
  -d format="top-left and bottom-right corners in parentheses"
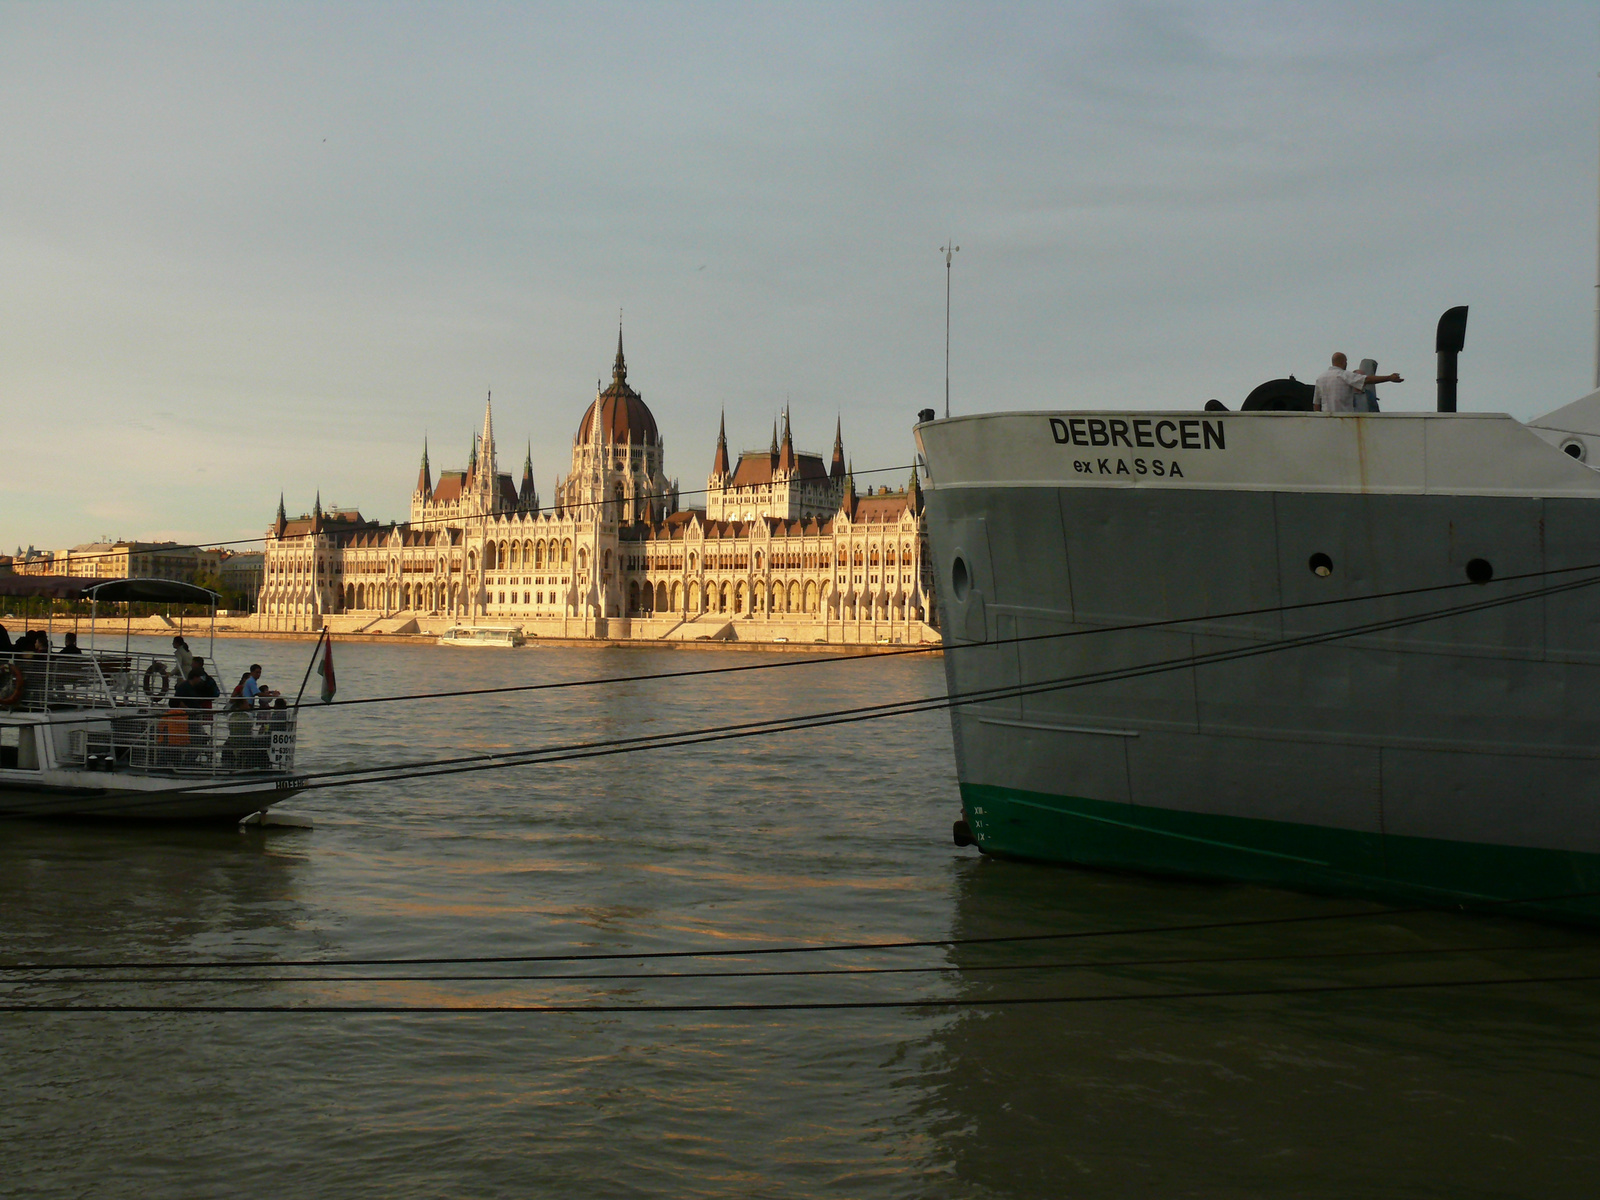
top-left (12, 541), bottom-right (221, 583)
top-left (258, 335), bottom-right (937, 645)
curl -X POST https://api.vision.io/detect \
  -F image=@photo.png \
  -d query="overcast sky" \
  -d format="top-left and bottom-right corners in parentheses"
top-left (4, 2), bottom-right (1598, 552)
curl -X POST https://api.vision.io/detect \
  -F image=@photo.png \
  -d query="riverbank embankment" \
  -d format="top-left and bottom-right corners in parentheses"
top-left (27, 615), bottom-right (941, 655)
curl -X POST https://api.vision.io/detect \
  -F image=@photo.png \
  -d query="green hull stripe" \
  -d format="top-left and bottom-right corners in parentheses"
top-left (961, 782), bottom-right (1600, 925)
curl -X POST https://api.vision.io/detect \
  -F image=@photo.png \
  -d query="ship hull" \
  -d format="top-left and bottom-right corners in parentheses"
top-left (0, 774), bottom-right (303, 821)
top-left (961, 783), bottom-right (1600, 923)
top-left (918, 411), bottom-right (1600, 923)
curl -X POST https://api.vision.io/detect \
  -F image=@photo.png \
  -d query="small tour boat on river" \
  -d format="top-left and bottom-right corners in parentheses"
top-left (0, 576), bottom-right (305, 821)
top-left (438, 625), bottom-right (526, 648)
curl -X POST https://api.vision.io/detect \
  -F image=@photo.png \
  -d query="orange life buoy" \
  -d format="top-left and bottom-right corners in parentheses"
top-left (0, 663), bottom-right (24, 708)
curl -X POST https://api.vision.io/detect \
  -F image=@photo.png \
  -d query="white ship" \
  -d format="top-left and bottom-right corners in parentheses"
top-left (916, 308), bottom-right (1600, 924)
top-left (0, 578), bottom-right (305, 821)
top-left (438, 625), bottom-right (526, 648)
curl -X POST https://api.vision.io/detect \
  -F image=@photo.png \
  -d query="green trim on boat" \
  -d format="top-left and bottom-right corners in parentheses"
top-left (961, 782), bottom-right (1600, 925)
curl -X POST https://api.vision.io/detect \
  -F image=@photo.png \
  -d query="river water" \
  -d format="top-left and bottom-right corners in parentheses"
top-left (4, 636), bottom-right (1600, 1198)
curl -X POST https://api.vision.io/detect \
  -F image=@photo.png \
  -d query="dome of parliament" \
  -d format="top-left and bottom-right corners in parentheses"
top-left (577, 331), bottom-right (660, 446)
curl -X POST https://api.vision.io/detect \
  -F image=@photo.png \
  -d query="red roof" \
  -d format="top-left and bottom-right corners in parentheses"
top-left (849, 493), bottom-right (914, 524)
top-left (431, 472), bottom-right (466, 504)
top-left (728, 451), bottom-right (829, 488)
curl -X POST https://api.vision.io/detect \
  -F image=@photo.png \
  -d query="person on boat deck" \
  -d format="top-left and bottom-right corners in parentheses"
top-left (172, 635), bottom-right (194, 681)
top-left (242, 663), bottom-right (278, 706)
top-left (263, 695), bottom-right (289, 732)
top-left (0, 624), bottom-right (11, 652)
top-left (174, 660), bottom-right (219, 752)
top-left (223, 697), bottom-right (263, 769)
top-left (1356, 358), bottom-right (1384, 413)
top-left (189, 658), bottom-right (219, 705)
top-left (57, 632), bottom-right (82, 655)
top-left (1313, 352), bottom-right (1403, 413)
top-left (174, 660), bottom-right (219, 710)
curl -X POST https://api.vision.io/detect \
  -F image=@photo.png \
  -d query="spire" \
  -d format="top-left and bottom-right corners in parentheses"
top-left (273, 493), bottom-right (287, 537)
top-left (479, 393), bottom-right (496, 494)
top-left (313, 490), bottom-right (322, 518)
top-left (769, 421), bottom-right (779, 459)
top-left (845, 460), bottom-right (856, 504)
top-left (712, 410), bottom-right (730, 477)
top-left (907, 463), bottom-right (923, 512)
top-left (519, 442), bottom-right (539, 511)
top-left (830, 416), bottom-right (845, 479)
top-left (612, 324), bottom-right (627, 385)
top-left (778, 408), bottom-right (796, 472)
top-left (416, 438), bottom-right (432, 496)
top-left (481, 393), bottom-right (495, 461)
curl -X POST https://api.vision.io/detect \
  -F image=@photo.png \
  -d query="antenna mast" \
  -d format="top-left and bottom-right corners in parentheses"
top-left (942, 241), bottom-right (960, 419)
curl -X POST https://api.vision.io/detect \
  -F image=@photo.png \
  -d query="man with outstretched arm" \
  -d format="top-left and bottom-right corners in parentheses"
top-left (1313, 352), bottom-right (1403, 413)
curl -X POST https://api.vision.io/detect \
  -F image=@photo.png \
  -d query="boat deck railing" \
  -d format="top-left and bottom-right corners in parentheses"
top-left (1, 649), bottom-right (204, 712)
top-left (59, 705), bottom-right (300, 778)
top-left (3, 650), bottom-right (301, 778)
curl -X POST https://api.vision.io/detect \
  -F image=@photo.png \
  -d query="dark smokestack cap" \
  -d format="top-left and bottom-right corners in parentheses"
top-left (1436, 306), bottom-right (1469, 355)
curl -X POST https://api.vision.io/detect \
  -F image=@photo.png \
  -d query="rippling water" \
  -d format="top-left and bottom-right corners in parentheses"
top-left (4, 636), bottom-right (1600, 1198)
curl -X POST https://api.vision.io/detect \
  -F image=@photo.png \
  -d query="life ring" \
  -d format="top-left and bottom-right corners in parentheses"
top-left (0, 663), bottom-right (24, 707)
top-left (143, 661), bottom-right (171, 699)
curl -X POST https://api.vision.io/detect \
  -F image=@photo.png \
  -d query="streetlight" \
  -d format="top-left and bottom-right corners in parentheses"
top-left (942, 241), bottom-right (959, 419)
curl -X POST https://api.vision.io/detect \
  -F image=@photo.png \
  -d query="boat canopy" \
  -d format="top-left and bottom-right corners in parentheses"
top-left (0, 575), bottom-right (220, 604)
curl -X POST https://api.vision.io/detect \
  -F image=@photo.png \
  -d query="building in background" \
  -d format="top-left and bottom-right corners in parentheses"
top-left (11, 547), bottom-right (58, 576)
top-left (217, 551), bottom-right (264, 612)
top-left (60, 542), bottom-right (220, 583)
top-left (260, 333), bottom-right (936, 644)
top-left (7, 542), bottom-right (223, 586)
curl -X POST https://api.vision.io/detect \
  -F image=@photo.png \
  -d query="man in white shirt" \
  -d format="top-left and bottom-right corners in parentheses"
top-left (1313, 352), bottom-right (1403, 413)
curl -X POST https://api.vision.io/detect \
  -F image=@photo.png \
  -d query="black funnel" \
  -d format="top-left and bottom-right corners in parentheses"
top-left (1436, 306), bottom-right (1469, 412)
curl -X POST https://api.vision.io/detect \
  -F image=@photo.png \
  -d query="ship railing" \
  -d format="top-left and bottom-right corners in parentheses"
top-left (55, 704), bottom-right (300, 778)
top-left (0, 649), bottom-right (225, 712)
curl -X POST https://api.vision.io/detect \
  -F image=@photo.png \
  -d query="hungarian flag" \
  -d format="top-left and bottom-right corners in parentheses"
top-left (317, 635), bottom-right (337, 703)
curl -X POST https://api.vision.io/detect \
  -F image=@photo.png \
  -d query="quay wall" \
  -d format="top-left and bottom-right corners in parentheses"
top-left (21, 612), bottom-right (940, 655)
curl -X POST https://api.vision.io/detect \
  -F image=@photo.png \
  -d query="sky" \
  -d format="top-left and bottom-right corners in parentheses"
top-left (3, 1), bottom-right (1598, 552)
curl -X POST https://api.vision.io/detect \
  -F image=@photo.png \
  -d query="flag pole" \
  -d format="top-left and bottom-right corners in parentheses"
top-left (293, 627), bottom-right (328, 709)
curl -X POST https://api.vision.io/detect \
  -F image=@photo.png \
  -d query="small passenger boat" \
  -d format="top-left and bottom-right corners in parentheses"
top-left (0, 577), bottom-right (305, 821)
top-left (438, 625), bottom-right (526, 648)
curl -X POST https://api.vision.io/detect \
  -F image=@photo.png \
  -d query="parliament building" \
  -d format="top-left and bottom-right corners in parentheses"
top-left (259, 334), bottom-right (937, 644)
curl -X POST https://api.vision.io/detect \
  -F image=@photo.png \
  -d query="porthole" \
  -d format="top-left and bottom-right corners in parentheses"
top-left (1308, 553), bottom-right (1333, 578)
top-left (1562, 438), bottom-right (1586, 461)
top-left (1466, 558), bottom-right (1494, 585)
top-left (951, 556), bottom-right (970, 601)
